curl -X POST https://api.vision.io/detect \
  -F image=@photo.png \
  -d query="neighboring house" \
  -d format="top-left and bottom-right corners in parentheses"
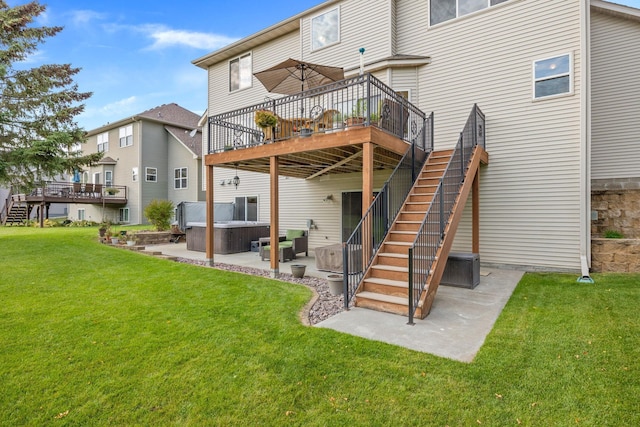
top-left (192, 0), bottom-right (640, 318)
top-left (70, 103), bottom-right (204, 225)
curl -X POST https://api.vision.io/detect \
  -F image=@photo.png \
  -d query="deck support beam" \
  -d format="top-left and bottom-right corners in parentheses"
top-left (472, 167), bottom-right (480, 254)
top-left (362, 142), bottom-right (374, 265)
top-left (206, 165), bottom-right (214, 266)
top-left (270, 156), bottom-right (280, 278)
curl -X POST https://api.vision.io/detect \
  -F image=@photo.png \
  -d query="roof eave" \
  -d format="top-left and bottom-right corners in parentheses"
top-left (192, 0), bottom-right (340, 69)
top-left (591, 0), bottom-right (640, 23)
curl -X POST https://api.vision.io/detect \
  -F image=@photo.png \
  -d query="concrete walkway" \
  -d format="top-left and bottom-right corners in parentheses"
top-left (148, 242), bottom-right (524, 362)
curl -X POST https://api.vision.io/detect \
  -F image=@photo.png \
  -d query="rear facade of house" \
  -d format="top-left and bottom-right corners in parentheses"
top-left (196, 0), bottom-right (640, 273)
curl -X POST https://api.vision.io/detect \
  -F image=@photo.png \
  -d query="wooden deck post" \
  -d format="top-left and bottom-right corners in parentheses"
top-left (472, 167), bottom-right (480, 254)
top-left (362, 142), bottom-right (374, 264)
top-left (206, 165), bottom-right (214, 266)
top-left (270, 156), bottom-right (280, 278)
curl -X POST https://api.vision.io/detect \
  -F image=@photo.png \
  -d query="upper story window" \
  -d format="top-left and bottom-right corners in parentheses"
top-left (174, 167), bottom-right (188, 189)
top-left (105, 170), bottom-right (113, 187)
top-left (119, 124), bottom-right (133, 147)
top-left (132, 167), bottom-right (138, 182)
top-left (145, 167), bottom-right (157, 182)
top-left (533, 54), bottom-right (572, 99)
top-left (311, 6), bottom-right (340, 51)
top-left (430, 0), bottom-right (509, 26)
top-left (97, 132), bottom-right (109, 152)
top-left (229, 53), bottom-right (252, 92)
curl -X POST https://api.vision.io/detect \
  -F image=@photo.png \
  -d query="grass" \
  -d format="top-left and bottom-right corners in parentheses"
top-left (1, 226), bottom-right (638, 426)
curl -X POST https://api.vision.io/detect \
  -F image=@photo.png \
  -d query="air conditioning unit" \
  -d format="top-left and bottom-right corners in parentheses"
top-left (441, 252), bottom-right (480, 289)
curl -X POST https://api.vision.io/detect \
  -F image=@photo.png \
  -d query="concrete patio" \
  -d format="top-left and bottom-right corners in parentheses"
top-left (148, 242), bottom-right (524, 362)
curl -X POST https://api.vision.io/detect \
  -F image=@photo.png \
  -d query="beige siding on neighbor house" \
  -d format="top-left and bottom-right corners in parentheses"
top-left (591, 11), bottom-right (640, 179)
top-left (408, 0), bottom-right (584, 270)
top-left (212, 167), bottom-right (390, 250)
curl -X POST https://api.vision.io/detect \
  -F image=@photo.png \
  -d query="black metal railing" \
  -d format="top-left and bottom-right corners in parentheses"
top-left (408, 105), bottom-right (485, 324)
top-left (208, 73), bottom-right (429, 153)
top-left (25, 182), bottom-right (128, 204)
top-left (341, 112), bottom-right (434, 308)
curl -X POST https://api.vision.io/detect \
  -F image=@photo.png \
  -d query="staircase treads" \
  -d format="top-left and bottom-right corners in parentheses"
top-left (356, 291), bottom-right (408, 306)
top-left (364, 276), bottom-right (408, 288)
top-left (371, 264), bottom-right (408, 273)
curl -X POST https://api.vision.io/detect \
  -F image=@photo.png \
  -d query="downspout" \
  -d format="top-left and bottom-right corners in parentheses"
top-left (578, 0), bottom-right (594, 283)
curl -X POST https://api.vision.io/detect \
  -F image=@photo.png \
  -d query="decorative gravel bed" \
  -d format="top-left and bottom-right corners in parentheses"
top-left (176, 258), bottom-right (344, 325)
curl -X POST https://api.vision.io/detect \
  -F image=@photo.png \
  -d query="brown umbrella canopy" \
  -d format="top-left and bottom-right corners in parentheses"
top-left (253, 58), bottom-right (344, 95)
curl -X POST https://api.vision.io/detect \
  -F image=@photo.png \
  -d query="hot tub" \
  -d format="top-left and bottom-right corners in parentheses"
top-left (186, 221), bottom-right (270, 254)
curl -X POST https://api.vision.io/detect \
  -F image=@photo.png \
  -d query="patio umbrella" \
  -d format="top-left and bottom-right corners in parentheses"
top-left (253, 58), bottom-right (344, 95)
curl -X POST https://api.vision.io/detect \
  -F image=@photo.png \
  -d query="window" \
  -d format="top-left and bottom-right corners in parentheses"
top-left (430, 0), bottom-right (509, 25)
top-left (97, 132), bottom-right (109, 152)
top-left (93, 172), bottom-right (101, 184)
top-left (174, 167), bottom-right (188, 189)
top-left (533, 54), bottom-right (572, 99)
top-left (119, 124), bottom-right (133, 147)
top-left (234, 196), bottom-right (258, 221)
top-left (78, 209), bottom-right (85, 221)
top-left (132, 167), bottom-right (138, 182)
top-left (145, 167), bottom-right (157, 182)
top-left (105, 170), bottom-right (113, 187)
top-left (311, 7), bottom-right (340, 51)
top-left (119, 208), bottom-right (130, 223)
top-left (229, 53), bottom-right (252, 92)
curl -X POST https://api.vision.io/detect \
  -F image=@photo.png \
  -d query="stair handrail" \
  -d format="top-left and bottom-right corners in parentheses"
top-left (342, 112), bottom-right (434, 308)
top-left (408, 105), bottom-right (485, 324)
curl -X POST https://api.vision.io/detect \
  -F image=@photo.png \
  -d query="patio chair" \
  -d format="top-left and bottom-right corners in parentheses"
top-left (260, 229), bottom-right (308, 261)
top-left (378, 98), bottom-right (409, 137)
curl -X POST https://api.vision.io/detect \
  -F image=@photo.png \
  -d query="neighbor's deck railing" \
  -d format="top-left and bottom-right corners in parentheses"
top-left (342, 112), bottom-right (434, 308)
top-left (208, 73), bottom-right (430, 153)
top-left (407, 105), bottom-right (485, 324)
top-left (26, 182), bottom-right (128, 204)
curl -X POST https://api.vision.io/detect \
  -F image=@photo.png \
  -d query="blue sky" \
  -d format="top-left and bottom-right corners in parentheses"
top-left (12, 0), bottom-right (640, 131)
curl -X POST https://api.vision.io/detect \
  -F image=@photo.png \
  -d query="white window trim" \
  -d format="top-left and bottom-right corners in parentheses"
top-left (174, 167), bottom-right (188, 190)
top-left (229, 52), bottom-right (253, 92)
top-left (97, 132), bottom-right (109, 153)
top-left (310, 6), bottom-right (341, 52)
top-left (132, 167), bottom-right (138, 182)
top-left (119, 124), bottom-right (133, 148)
top-left (78, 208), bottom-right (86, 221)
top-left (532, 53), bottom-right (573, 100)
top-left (429, 0), bottom-right (512, 28)
top-left (119, 207), bottom-right (130, 223)
top-left (105, 170), bottom-right (113, 187)
top-left (145, 167), bottom-right (158, 182)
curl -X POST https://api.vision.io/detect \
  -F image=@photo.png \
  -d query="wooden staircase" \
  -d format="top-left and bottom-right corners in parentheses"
top-left (2, 194), bottom-right (29, 225)
top-left (354, 146), bottom-right (485, 319)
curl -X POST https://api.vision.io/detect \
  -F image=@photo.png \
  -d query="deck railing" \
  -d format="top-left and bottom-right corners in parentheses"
top-left (208, 73), bottom-right (429, 153)
top-left (26, 182), bottom-right (128, 203)
top-left (407, 105), bottom-right (485, 324)
top-left (342, 112), bottom-right (434, 308)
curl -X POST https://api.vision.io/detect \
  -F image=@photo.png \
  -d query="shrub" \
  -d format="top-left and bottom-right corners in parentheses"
top-left (144, 199), bottom-right (174, 231)
top-left (603, 229), bottom-right (624, 239)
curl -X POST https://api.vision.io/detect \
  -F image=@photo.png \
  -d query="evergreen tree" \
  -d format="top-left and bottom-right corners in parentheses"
top-left (0, 1), bottom-right (101, 191)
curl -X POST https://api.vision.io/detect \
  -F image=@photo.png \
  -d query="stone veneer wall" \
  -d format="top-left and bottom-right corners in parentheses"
top-left (591, 178), bottom-right (640, 273)
top-left (131, 231), bottom-right (172, 245)
top-left (591, 178), bottom-right (640, 238)
top-left (591, 238), bottom-right (640, 273)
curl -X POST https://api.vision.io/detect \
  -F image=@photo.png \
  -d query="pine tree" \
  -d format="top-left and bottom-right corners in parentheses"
top-left (0, 1), bottom-right (101, 191)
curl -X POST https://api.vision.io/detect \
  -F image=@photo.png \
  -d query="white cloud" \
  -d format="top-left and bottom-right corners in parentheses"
top-left (67, 10), bottom-right (107, 26)
top-left (145, 26), bottom-right (238, 50)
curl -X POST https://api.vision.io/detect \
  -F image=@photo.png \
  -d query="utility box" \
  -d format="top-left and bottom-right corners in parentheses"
top-left (441, 252), bottom-right (480, 289)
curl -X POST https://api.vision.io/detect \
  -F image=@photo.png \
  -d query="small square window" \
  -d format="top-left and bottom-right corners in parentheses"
top-left (145, 167), bottom-right (157, 182)
top-left (533, 54), bottom-right (572, 99)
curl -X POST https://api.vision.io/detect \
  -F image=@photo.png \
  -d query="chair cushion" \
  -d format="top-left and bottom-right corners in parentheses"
top-left (263, 241), bottom-right (293, 250)
top-left (285, 229), bottom-right (305, 240)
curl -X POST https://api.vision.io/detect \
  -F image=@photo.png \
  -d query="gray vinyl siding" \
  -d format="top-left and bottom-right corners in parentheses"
top-left (411, 0), bottom-right (583, 270)
top-left (300, 0), bottom-right (393, 72)
top-left (167, 137), bottom-right (201, 204)
top-left (212, 168), bottom-right (390, 250)
top-left (208, 32), bottom-right (300, 115)
top-left (591, 11), bottom-right (640, 179)
top-left (139, 122), bottom-right (169, 223)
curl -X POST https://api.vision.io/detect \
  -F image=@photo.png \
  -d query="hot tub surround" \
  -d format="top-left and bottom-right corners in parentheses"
top-left (186, 222), bottom-right (270, 254)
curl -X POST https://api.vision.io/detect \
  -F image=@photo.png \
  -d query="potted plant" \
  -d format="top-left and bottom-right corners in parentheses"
top-left (346, 99), bottom-right (366, 127)
top-left (122, 231), bottom-right (136, 246)
top-left (255, 110), bottom-right (278, 141)
top-left (291, 264), bottom-right (306, 278)
top-left (105, 187), bottom-right (119, 196)
top-left (326, 274), bottom-right (344, 296)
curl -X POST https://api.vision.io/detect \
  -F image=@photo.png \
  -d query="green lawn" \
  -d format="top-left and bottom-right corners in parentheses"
top-left (1, 227), bottom-right (638, 426)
